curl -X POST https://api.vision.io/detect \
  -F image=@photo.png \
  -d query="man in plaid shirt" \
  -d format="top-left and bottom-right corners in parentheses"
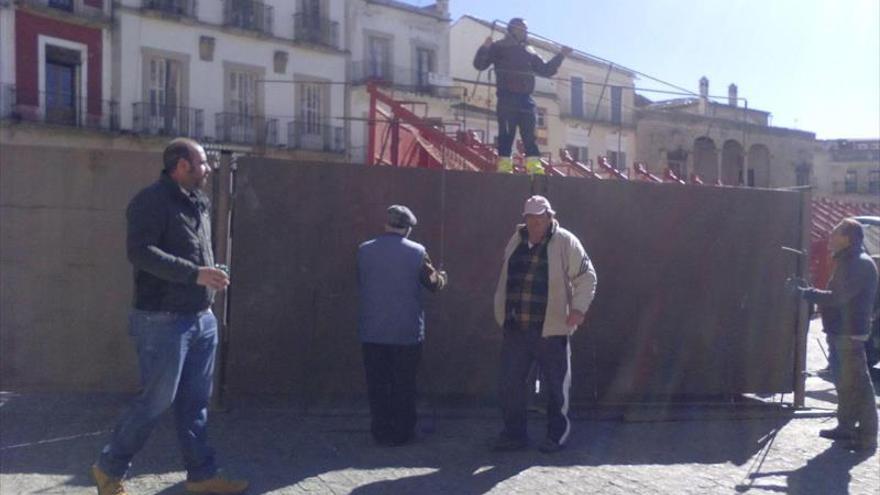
top-left (492, 195), bottom-right (597, 453)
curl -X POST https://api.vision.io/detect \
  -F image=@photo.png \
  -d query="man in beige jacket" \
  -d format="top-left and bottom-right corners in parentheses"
top-left (492, 195), bottom-right (597, 453)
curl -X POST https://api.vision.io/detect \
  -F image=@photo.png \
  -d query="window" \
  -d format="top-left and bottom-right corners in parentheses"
top-left (415, 48), bottom-right (435, 91)
top-left (228, 70), bottom-right (258, 116)
top-left (607, 150), bottom-right (627, 171)
top-left (146, 56), bottom-right (182, 132)
top-left (299, 82), bottom-right (324, 135)
top-left (224, 68), bottom-right (261, 143)
top-left (565, 145), bottom-right (588, 163)
top-left (610, 86), bottom-right (622, 125)
top-left (570, 76), bottom-right (583, 118)
top-left (48, 0), bottom-right (74, 12)
top-left (795, 164), bottom-right (811, 187)
top-left (844, 170), bottom-right (857, 193)
top-left (869, 170), bottom-right (880, 194)
top-left (536, 107), bottom-right (547, 129)
top-left (45, 45), bottom-right (80, 125)
top-left (367, 36), bottom-right (391, 81)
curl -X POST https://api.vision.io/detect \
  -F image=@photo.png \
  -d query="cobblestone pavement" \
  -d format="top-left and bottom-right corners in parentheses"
top-left (2, 321), bottom-right (878, 494)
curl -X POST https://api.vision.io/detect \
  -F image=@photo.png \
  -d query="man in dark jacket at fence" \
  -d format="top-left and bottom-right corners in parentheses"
top-left (357, 205), bottom-right (448, 446)
top-left (473, 17), bottom-right (572, 175)
top-left (92, 138), bottom-right (248, 495)
top-left (797, 218), bottom-right (878, 452)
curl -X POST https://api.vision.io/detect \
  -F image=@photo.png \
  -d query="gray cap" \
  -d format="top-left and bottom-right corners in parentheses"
top-left (387, 204), bottom-right (417, 228)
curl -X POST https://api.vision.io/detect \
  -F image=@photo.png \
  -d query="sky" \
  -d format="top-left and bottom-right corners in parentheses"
top-left (424, 0), bottom-right (880, 140)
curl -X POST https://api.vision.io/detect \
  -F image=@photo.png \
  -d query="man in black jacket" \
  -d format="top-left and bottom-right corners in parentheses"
top-left (473, 17), bottom-right (572, 174)
top-left (798, 218), bottom-right (878, 452)
top-left (92, 138), bottom-right (248, 495)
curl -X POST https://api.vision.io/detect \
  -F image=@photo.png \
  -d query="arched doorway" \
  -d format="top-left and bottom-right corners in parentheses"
top-left (747, 144), bottom-right (770, 187)
top-left (693, 137), bottom-right (718, 183)
top-left (721, 140), bottom-right (744, 186)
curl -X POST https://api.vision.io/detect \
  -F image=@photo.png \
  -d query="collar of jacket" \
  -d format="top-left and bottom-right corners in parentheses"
top-left (159, 172), bottom-right (208, 209)
top-left (518, 218), bottom-right (558, 243)
top-left (832, 244), bottom-right (864, 260)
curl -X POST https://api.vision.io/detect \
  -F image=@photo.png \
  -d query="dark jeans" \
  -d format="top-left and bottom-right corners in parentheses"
top-left (499, 327), bottom-right (572, 444)
top-left (98, 310), bottom-right (218, 481)
top-left (496, 92), bottom-right (540, 157)
top-left (362, 342), bottom-right (423, 444)
top-left (828, 335), bottom-right (878, 441)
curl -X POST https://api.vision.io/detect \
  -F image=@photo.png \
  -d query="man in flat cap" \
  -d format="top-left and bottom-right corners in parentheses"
top-left (357, 205), bottom-right (448, 446)
top-left (492, 195), bottom-right (596, 453)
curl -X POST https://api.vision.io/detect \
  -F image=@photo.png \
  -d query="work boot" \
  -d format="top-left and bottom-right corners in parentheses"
top-left (819, 427), bottom-right (857, 441)
top-left (497, 156), bottom-right (514, 173)
top-left (184, 472), bottom-right (249, 494)
top-left (525, 156), bottom-right (545, 175)
top-left (91, 464), bottom-right (128, 495)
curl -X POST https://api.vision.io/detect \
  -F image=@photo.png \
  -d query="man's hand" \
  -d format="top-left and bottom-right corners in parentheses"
top-left (197, 267), bottom-right (230, 291)
top-left (566, 309), bottom-right (585, 327)
top-left (482, 36), bottom-right (493, 48)
top-left (560, 46), bottom-right (573, 57)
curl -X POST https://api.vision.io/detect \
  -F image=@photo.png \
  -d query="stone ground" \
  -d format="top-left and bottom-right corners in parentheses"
top-left (2, 320), bottom-right (878, 495)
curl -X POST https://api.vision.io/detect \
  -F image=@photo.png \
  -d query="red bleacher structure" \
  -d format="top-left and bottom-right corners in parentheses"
top-left (366, 83), bottom-right (879, 287)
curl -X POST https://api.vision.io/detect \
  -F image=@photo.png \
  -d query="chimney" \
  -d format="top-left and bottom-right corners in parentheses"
top-left (699, 76), bottom-right (709, 99)
top-left (728, 83), bottom-right (738, 107)
top-left (435, 0), bottom-right (449, 16)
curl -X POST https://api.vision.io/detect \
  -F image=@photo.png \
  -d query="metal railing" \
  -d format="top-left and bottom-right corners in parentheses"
top-left (287, 121), bottom-right (344, 153)
top-left (133, 102), bottom-right (204, 139)
top-left (2, 86), bottom-right (119, 131)
top-left (293, 13), bottom-right (339, 48)
top-left (142, 0), bottom-right (198, 18)
top-left (223, 0), bottom-right (273, 35)
top-left (19, 0), bottom-right (111, 23)
top-left (215, 113), bottom-right (277, 146)
top-left (350, 62), bottom-right (459, 98)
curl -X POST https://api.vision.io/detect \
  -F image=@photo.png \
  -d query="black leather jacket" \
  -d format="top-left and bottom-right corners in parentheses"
top-left (127, 172), bottom-right (215, 313)
top-left (473, 35), bottom-right (565, 95)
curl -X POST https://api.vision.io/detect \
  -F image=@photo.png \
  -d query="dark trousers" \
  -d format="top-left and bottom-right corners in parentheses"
top-left (496, 93), bottom-right (540, 157)
top-left (362, 342), bottom-right (423, 444)
top-left (499, 328), bottom-right (572, 444)
top-left (828, 335), bottom-right (878, 441)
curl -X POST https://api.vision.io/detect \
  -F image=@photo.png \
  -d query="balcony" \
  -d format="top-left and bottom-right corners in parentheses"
top-left (2, 85), bottom-right (119, 131)
top-left (350, 62), bottom-right (460, 99)
top-left (19, 0), bottom-right (111, 24)
top-left (133, 102), bottom-right (204, 139)
top-left (223, 0), bottom-right (273, 36)
top-left (293, 13), bottom-right (339, 49)
top-left (141, 0), bottom-right (198, 19)
top-left (287, 121), bottom-right (344, 153)
top-left (215, 113), bottom-right (277, 146)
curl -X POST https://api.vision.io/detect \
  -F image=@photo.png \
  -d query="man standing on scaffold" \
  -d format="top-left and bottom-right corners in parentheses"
top-left (473, 18), bottom-right (572, 175)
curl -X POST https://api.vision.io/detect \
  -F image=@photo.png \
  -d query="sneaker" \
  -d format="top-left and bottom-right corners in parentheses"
top-left (91, 464), bottom-right (128, 495)
top-left (819, 427), bottom-right (857, 441)
top-left (537, 438), bottom-right (565, 453)
top-left (490, 435), bottom-right (528, 452)
top-left (525, 156), bottom-right (545, 175)
top-left (497, 157), bottom-right (514, 173)
top-left (184, 472), bottom-right (249, 494)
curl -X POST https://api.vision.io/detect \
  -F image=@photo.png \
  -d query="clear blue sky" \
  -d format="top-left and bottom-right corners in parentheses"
top-left (424, 0), bottom-right (880, 139)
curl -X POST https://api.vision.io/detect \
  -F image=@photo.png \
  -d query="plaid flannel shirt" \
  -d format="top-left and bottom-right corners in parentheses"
top-left (504, 224), bottom-right (555, 331)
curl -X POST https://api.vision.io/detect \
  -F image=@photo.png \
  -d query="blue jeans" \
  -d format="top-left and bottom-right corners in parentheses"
top-left (827, 335), bottom-right (878, 441)
top-left (496, 92), bottom-right (539, 157)
top-left (98, 309), bottom-right (218, 481)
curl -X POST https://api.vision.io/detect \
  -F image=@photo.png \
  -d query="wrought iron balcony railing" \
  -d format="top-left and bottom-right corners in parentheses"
top-left (142, 0), bottom-right (198, 18)
top-left (350, 62), bottom-right (460, 99)
top-left (215, 112), bottom-right (277, 146)
top-left (2, 85), bottom-right (119, 131)
top-left (287, 121), bottom-right (344, 153)
top-left (223, 0), bottom-right (273, 36)
top-left (293, 13), bottom-right (339, 48)
top-left (133, 102), bottom-right (204, 139)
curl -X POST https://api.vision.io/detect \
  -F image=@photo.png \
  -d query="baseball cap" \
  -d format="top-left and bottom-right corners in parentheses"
top-left (522, 195), bottom-right (555, 216)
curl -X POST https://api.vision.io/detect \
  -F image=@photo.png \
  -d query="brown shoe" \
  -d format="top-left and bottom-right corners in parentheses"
top-left (91, 464), bottom-right (128, 495)
top-left (184, 472), bottom-right (249, 494)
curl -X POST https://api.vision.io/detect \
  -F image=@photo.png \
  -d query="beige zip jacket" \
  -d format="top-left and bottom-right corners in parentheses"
top-left (494, 221), bottom-right (597, 337)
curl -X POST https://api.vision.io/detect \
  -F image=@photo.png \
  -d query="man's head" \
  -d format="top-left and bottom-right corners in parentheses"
top-left (522, 195), bottom-right (554, 242)
top-left (385, 204), bottom-right (418, 237)
top-left (830, 218), bottom-right (864, 253)
top-left (507, 17), bottom-right (528, 43)
top-left (163, 137), bottom-right (210, 191)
